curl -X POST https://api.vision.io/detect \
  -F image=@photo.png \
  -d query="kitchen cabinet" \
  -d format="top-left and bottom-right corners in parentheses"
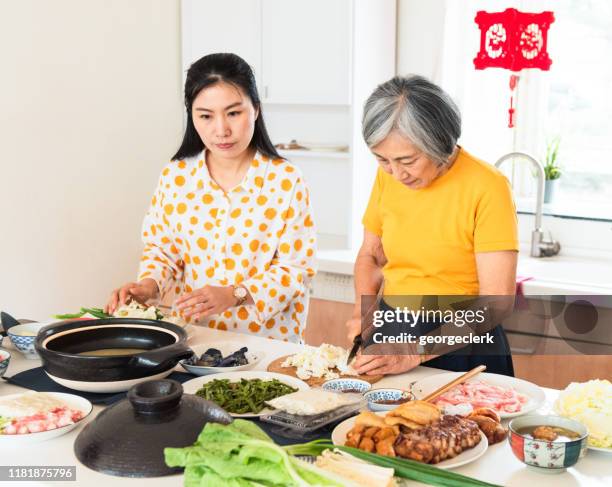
top-left (260, 0), bottom-right (351, 105)
top-left (181, 0), bottom-right (262, 85)
top-left (182, 0), bottom-right (350, 105)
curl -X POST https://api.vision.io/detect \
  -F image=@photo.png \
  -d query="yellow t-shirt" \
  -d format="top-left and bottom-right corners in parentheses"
top-left (362, 148), bottom-right (518, 295)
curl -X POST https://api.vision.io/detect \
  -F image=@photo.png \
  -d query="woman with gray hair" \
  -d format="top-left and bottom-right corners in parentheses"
top-left (347, 75), bottom-right (518, 376)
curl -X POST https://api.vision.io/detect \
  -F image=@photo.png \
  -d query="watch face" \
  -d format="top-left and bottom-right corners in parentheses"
top-left (234, 286), bottom-right (248, 299)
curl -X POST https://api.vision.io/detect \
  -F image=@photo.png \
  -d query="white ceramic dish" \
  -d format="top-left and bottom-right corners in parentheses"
top-left (587, 445), bottom-right (612, 454)
top-left (179, 342), bottom-right (262, 376)
top-left (0, 392), bottom-right (92, 444)
top-left (46, 368), bottom-right (174, 393)
top-left (182, 370), bottom-right (309, 418)
top-left (331, 412), bottom-right (488, 469)
top-left (411, 372), bottom-right (545, 419)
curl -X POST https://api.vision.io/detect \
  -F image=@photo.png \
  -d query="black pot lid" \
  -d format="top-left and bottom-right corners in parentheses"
top-left (74, 379), bottom-right (232, 477)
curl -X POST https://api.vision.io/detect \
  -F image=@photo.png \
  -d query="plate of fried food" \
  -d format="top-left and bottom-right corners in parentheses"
top-left (332, 400), bottom-right (507, 469)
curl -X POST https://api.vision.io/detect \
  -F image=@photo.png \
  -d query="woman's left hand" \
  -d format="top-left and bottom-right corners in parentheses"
top-left (352, 353), bottom-right (421, 376)
top-left (175, 285), bottom-right (235, 321)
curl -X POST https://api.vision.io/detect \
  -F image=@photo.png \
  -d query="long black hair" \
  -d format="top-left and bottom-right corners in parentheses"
top-left (172, 53), bottom-right (281, 161)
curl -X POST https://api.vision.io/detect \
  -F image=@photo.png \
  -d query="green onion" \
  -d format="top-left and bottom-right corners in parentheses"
top-left (285, 440), bottom-right (501, 487)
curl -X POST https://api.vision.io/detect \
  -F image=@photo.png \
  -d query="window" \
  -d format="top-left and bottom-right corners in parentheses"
top-left (438, 0), bottom-right (612, 221)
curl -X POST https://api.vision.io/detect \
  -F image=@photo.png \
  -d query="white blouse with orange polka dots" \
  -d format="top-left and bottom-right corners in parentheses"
top-left (137, 151), bottom-right (317, 343)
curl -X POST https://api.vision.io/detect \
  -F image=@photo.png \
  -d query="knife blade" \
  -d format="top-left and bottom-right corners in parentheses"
top-left (347, 334), bottom-right (363, 365)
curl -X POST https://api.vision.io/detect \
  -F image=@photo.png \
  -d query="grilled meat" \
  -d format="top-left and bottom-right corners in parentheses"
top-left (394, 415), bottom-right (482, 464)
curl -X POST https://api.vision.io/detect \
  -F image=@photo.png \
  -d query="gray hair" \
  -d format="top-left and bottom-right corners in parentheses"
top-left (362, 75), bottom-right (461, 165)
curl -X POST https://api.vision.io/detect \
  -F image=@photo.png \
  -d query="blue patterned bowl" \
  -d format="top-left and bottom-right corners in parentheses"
top-left (509, 415), bottom-right (588, 473)
top-left (8, 323), bottom-right (48, 359)
top-left (321, 378), bottom-right (371, 394)
top-left (0, 350), bottom-right (11, 377)
top-left (364, 388), bottom-right (414, 411)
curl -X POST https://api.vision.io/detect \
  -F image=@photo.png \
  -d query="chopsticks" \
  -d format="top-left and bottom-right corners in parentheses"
top-left (421, 365), bottom-right (487, 403)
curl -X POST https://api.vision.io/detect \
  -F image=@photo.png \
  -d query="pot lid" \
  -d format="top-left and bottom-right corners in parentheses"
top-left (74, 379), bottom-right (232, 477)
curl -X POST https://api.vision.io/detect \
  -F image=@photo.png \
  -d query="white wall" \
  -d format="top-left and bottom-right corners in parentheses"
top-left (0, 0), bottom-right (183, 320)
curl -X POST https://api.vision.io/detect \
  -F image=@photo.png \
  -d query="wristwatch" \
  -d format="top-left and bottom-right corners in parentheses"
top-left (232, 285), bottom-right (248, 306)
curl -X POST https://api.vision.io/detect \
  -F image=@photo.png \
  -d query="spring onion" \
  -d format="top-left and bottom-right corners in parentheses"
top-left (285, 440), bottom-right (501, 487)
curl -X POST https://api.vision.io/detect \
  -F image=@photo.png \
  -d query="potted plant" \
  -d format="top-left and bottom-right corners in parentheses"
top-left (543, 137), bottom-right (562, 204)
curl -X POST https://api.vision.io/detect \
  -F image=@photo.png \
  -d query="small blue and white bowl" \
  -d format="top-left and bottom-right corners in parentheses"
top-left (7, 323), bottom-right (48, 359)
top-left (364, 388), bottom-right (414, 412)
top-left (0, 350), bottom-right (11, 377)
top-left (322, 378), bottom-right (371, 394)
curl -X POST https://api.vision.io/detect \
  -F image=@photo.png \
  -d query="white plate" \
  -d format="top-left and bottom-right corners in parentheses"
top-left (0, 392), bottom-right (92, 444)
top-left (179, 342), bottom-right (263, 376)
top-left (331, 412), bottom-right (488, 469)
top-left (46, 368), bottom-right (174, 393)
top-left (587, 445), bottom-right (612, 454)
top-left (182, 371), bottom-right (309, 418)
top-left (411, 372), bottom-right (545, 419)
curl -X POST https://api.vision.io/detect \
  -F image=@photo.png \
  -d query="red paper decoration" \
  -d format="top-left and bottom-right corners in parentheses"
top-left (473, 8), bottom-right (555, 128)
top-left (474, 8), bottom-right (554, 71)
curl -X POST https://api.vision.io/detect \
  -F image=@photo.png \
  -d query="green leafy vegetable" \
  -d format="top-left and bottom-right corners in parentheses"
top-left (196, 379), bottom-right (297, 414)
top-left (286, 440), bottom-right (502, 487)
top-left (164, 420), bottom-right (346, 487)
top-left (54, 307), bottom-right (112, 320)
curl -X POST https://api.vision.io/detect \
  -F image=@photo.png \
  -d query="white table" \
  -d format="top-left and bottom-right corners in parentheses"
top-left (1, 327), bottom-right (610, 487)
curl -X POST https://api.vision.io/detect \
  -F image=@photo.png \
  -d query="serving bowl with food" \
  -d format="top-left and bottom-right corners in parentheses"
top-left (35, 318), bottom-right (193, 393)
top-left (508, 415), bottom-right (588, 472)
top-left (179, 342), bottom-right (262, 376)
top-left (182, 370), bottom-right (309, 417)
top-left (0, 391), bottom-right (92, 444)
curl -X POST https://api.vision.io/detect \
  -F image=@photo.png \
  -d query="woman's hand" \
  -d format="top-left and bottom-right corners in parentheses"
top-left (346, 315), bottom-right (362, 342)
top-left (105, 278), bottom-right (159, 314)
top-left (352, 353), bottom-right (421, 376)
top-left (175, 285), bottom-right (235, 321)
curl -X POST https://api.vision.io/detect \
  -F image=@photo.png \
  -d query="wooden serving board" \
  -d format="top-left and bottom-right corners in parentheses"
top-left (267, 355), bottom-right (384, 387)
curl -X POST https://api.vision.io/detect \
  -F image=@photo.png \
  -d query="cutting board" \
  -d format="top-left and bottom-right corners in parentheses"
top-left (267, 355), bottom-right (384, 387)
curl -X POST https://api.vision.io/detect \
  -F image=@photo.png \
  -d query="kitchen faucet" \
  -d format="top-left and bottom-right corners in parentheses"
top-left (495, 152), bottom-right (561, 258)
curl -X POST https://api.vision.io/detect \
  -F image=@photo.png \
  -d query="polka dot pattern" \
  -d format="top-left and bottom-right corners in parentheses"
top-left (137, 152), bottom-right (317, 342)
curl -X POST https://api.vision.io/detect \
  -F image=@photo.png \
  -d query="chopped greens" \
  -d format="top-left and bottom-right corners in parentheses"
top-left (195, 379), bottom-right (297, 414)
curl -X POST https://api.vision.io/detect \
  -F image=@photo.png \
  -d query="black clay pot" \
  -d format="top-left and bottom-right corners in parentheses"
top-left (35, 318), bottom-right (194, 382)
top-left (74, 379), bottom-right (233, 477)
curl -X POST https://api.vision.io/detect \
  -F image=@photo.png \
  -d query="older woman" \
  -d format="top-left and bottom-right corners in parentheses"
top-left (347, 75), bottom-right (518, 376)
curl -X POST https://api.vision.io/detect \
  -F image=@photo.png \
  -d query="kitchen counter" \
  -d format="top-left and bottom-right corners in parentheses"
top-left (316, 249), bottom-right (612, 296)
top-left (0, 327), bottom-right (610, 487)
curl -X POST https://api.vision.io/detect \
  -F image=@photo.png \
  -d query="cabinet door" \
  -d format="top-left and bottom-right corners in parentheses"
top-left (181, 0), bottom-right (262, 86)
top-left (261, 0), bottom-right (351, 105)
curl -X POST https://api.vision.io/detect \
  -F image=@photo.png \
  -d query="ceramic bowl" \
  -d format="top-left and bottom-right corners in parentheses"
top-left (508, 415), bottom-right (588, 473)
top-left (364, 388), bottom-right (414, 412)
top-left (7, 323), bottom-right (49, 359)
top-left (0, 349), bottom-right (11, 377)
top-left (322, 378), bottom-right (371, 394)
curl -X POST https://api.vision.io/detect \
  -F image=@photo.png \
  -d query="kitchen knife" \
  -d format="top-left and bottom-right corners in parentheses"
top-left (347, 334), bottom-right (363, 365)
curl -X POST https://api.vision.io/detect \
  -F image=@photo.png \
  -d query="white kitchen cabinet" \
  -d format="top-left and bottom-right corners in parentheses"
top-left (181, 0), bottom-right (262, 85)
top-left (261, 0), bottom-right (351, 105)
